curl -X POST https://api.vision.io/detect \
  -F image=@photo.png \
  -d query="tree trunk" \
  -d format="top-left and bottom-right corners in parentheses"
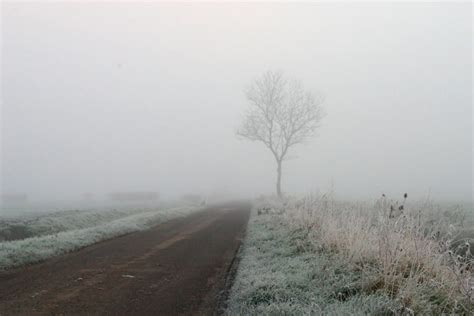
top-left (276, 160), bottom-right (282, 198)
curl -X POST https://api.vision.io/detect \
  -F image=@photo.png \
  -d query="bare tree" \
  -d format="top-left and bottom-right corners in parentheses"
top-left (237, 70), bottom-right (325, 197)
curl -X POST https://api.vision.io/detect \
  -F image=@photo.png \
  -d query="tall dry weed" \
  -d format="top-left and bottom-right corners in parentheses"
top-left (282, 194), bottom-right (473, 314)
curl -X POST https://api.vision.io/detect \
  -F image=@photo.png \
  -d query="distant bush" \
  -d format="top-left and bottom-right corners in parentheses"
top-left (179, 194), bottom-right (203, 205)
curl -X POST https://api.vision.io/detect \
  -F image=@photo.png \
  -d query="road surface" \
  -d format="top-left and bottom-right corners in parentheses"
top-left (0, 202), bottom-right (251, 315)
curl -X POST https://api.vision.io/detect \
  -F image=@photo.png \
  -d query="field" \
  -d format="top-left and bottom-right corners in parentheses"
top-left (0, 208), bottom-right (152, 242)
top-left (227, 195), bottom-right (473, 315)
top-left (0, 205), bottom-right (200, 270)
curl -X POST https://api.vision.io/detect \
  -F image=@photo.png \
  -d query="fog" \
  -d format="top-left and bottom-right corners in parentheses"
top-left (1, 2), bottom-right (472, 205)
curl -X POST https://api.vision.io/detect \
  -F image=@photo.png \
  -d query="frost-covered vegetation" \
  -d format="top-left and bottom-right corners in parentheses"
top-left (0, 206), bottom-right (199, 270)
top-left (0, 208), bottom-right (152, 241)
top-left (228, 195), bottom-right (473, 315)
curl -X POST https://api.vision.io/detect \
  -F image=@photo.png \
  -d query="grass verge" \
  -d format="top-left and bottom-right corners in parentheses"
top-left (227, 196), bottom-right (473, 315)
top-left (227, 205), bottom-right (397, 315)
top-left (0, 206), bottom-right (199, 270)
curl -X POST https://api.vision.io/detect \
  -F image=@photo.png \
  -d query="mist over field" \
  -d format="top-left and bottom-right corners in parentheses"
top-left (0, 3), bottom-right (473, 315)
top-left (1, 2), bottom-right (472, 208)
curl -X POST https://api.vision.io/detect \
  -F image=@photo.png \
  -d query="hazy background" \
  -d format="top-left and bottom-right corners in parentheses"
top-left (1, 2), bottom-right (472, 205)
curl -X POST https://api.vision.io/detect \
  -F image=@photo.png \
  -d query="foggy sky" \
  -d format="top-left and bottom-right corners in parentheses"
top-left (1, 2), bottom-right (472, 202)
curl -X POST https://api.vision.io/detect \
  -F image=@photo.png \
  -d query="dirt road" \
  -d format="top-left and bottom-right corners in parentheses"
top-left (0, 202), bottom-right (251, 315)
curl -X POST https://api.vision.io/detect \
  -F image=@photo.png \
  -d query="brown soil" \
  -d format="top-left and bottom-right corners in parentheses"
top-left (0, 202), bottom-right (251, 315)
